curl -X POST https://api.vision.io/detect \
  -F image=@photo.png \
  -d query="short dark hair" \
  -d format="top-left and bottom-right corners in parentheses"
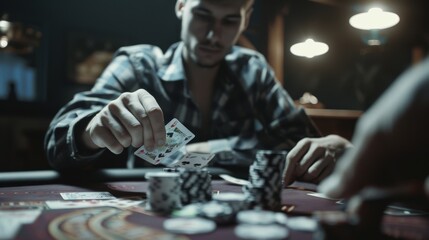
top-left (181, 0), bottom-right (254, 8)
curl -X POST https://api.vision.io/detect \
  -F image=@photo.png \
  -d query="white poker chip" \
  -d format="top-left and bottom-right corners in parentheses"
top-left (236, 210), bottom-right (287, 225)
top-left (286, 216), bottom-right (318, 232)
top-left (212, 192), bottom-right (247, 202)
top-left (163, 217), bottom-right (216, 234)
top-left (234, 224), bottom-right (289, 240)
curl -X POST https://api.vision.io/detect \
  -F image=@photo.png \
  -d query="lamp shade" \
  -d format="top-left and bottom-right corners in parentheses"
top-left (349, 7), bottom-right (400, 30)
top-left (290, 38), bottom-right (329, 58)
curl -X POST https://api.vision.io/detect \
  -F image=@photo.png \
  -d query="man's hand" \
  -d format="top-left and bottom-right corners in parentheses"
top-left (81, 89), bottom-right (166, 154)
top-left (282, 134), bottom-right (352, 186)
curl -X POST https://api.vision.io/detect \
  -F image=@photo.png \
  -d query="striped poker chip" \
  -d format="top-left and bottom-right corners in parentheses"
top-left (163, 217), bottom-right (216, 234)
top-left (163, 168), bottom-right (180, 172)
top-left (234, 224), bottom-right (289, 240)
top-left (242, 150), bottom-right (286, 210)
top-left (179, 168), bottom-right (212, 205)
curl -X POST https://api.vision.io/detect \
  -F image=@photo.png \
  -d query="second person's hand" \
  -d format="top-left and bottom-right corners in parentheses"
top-left (282, 134), bottom-right (352, 186)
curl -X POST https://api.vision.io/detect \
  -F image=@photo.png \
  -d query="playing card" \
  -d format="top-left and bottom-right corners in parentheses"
top-left (46, 197), bottom-right (144, 209)
top-left (170, 152), bottom-right (215, 168)
top-left (0, 210), bottom-right (41, 239)
top-left (134, 118), bottom-right (195, 165)
top-left (60, 192), bottom-right (115, 200)
top-left (46, 200), bottom-right (106, 209)
top-left (307, 192), bottom-right (341, 201)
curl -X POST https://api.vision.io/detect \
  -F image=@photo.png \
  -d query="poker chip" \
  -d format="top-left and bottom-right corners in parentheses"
top-left (145, 172), bottom-right (182, 213)
top-left (163, 168), bottom-right (180, 173)
top-left (242, 150), bottom-right (287, 211)
top-left (198, 201), bottom-right (235, 225)
top-left (179, 168), bottom-right (212, 205)
top-left (236, 210), bottom-right (287, 225)
top-left (286, 216), bottom-right (318, 232)
top-left (171, 203), bottom-right (202, 218)
top-left (212, 192), bottom-right (247, 202)
top-left (212, 192), bottom-right (248, 212)
top-left (234, 224), bottom-right (289, 240)
top-left (163, 217), bottom-right (216, 235)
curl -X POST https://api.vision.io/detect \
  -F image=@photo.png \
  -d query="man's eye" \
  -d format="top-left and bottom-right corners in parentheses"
top-left (194, 13), bottom-right (212, 21)
top-left (223, 19), bottom-right (240, 26)
top-left (223, 19), bottom-right (240, 25)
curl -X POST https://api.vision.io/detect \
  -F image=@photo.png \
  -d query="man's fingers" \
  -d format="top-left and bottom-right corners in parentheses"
top-left (110, 96), bottom-right (144, 148)
top-left (141, 115), bottom-right (155, 150)
top-left (314, 161), bottom-right (335, 184)
top-left (300, 158), bottom-right (326, 182)
top-left (138, 90), bottom-right (166, 147)
top-left (283, 138), bottom-right (311, 186)
top-left (295, 144), bottom-right (325, 176)
top-left (90, 126), bottom-right (124, 154)
top-left (283, 156), bottom-right (297, 186)
top-left (300, 148), bottom-right (336, 183)
top-left (288, 138), bottom-right (311, 162)
top-left (100, 109), bottom-right (132, 148)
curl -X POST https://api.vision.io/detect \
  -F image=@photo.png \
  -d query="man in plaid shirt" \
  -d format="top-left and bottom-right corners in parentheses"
top-left (45, 0), bottom-right (351, 184)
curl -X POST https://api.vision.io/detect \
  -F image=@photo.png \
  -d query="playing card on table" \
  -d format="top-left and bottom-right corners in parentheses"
top-left (46, 197), bottom-right (144, 209)
top-left (170, 152), bottom-right (215, 169)
top-left (60, 192), bottom-right (115, 200)
top-left (134, 118), bottom-right (195, 165)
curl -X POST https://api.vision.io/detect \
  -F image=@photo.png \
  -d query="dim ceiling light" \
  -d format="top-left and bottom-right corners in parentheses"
top-left (349, 7), bottom-right (400, 30)
top-left (290, 38), bottom-right (329, 58)
top-left (0, 20), bottom-right (11, 32)
top-left (0, 36), bottom-right (8, 48)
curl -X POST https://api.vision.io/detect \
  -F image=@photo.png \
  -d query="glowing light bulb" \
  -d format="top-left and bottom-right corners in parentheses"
top-left (349, 7), bottom-right (400, 30)
top-left (290, 38), bottom-right (329, 58)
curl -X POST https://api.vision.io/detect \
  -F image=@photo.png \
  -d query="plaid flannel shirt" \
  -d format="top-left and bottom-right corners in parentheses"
top-left (45, 42), bottom-right (320, 171)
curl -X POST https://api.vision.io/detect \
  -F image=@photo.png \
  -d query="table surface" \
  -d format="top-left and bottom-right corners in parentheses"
top-left (0, 170), bottom-right (428, 240)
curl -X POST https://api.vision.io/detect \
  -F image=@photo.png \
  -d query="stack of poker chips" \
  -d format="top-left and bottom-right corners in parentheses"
top-left (242, 150), bottom-right (287, 211)
top-left (178, 168), bottom-right (212, 205)
top-left (145, 172), bottom-right (182, 213)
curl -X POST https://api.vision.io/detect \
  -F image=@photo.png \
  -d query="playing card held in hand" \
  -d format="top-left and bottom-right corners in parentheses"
top-left (169, 152), bottom-right (215, 169)
top-left (134, 118), bottom-right (195, 165)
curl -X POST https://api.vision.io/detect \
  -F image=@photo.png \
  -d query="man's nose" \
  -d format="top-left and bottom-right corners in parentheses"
top-left (206, 23), bottom-right (221, 44)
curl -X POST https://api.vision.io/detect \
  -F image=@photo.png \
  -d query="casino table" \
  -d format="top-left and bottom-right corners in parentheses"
top-left (0, 168), bottom-right (428, 240)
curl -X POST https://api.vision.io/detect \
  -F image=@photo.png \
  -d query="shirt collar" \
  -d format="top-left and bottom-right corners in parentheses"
top-left (157, 42), bottom-right (237, 86)
top-left (157, 42), bottom-right (186, 81)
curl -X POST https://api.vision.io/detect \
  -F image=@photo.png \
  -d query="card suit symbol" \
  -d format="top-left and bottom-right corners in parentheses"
top-left (193, 163), bottom-right (202, 167)
top-left (162, 193), bottom-right (169, 201)
top-left (167, 132), bottom-right (174, 138)
top-left (181, 161), bottom-right (191, 165)
top-left (158, 153), bottom-right (165, 158)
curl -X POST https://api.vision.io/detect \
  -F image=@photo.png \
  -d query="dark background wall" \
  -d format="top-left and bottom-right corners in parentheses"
top-left (2, 0), bottom-right (181, 107)
top-left (282, 0), bottom-right (429, 110)
top-left (1, 0), bottom-right (184, 170)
